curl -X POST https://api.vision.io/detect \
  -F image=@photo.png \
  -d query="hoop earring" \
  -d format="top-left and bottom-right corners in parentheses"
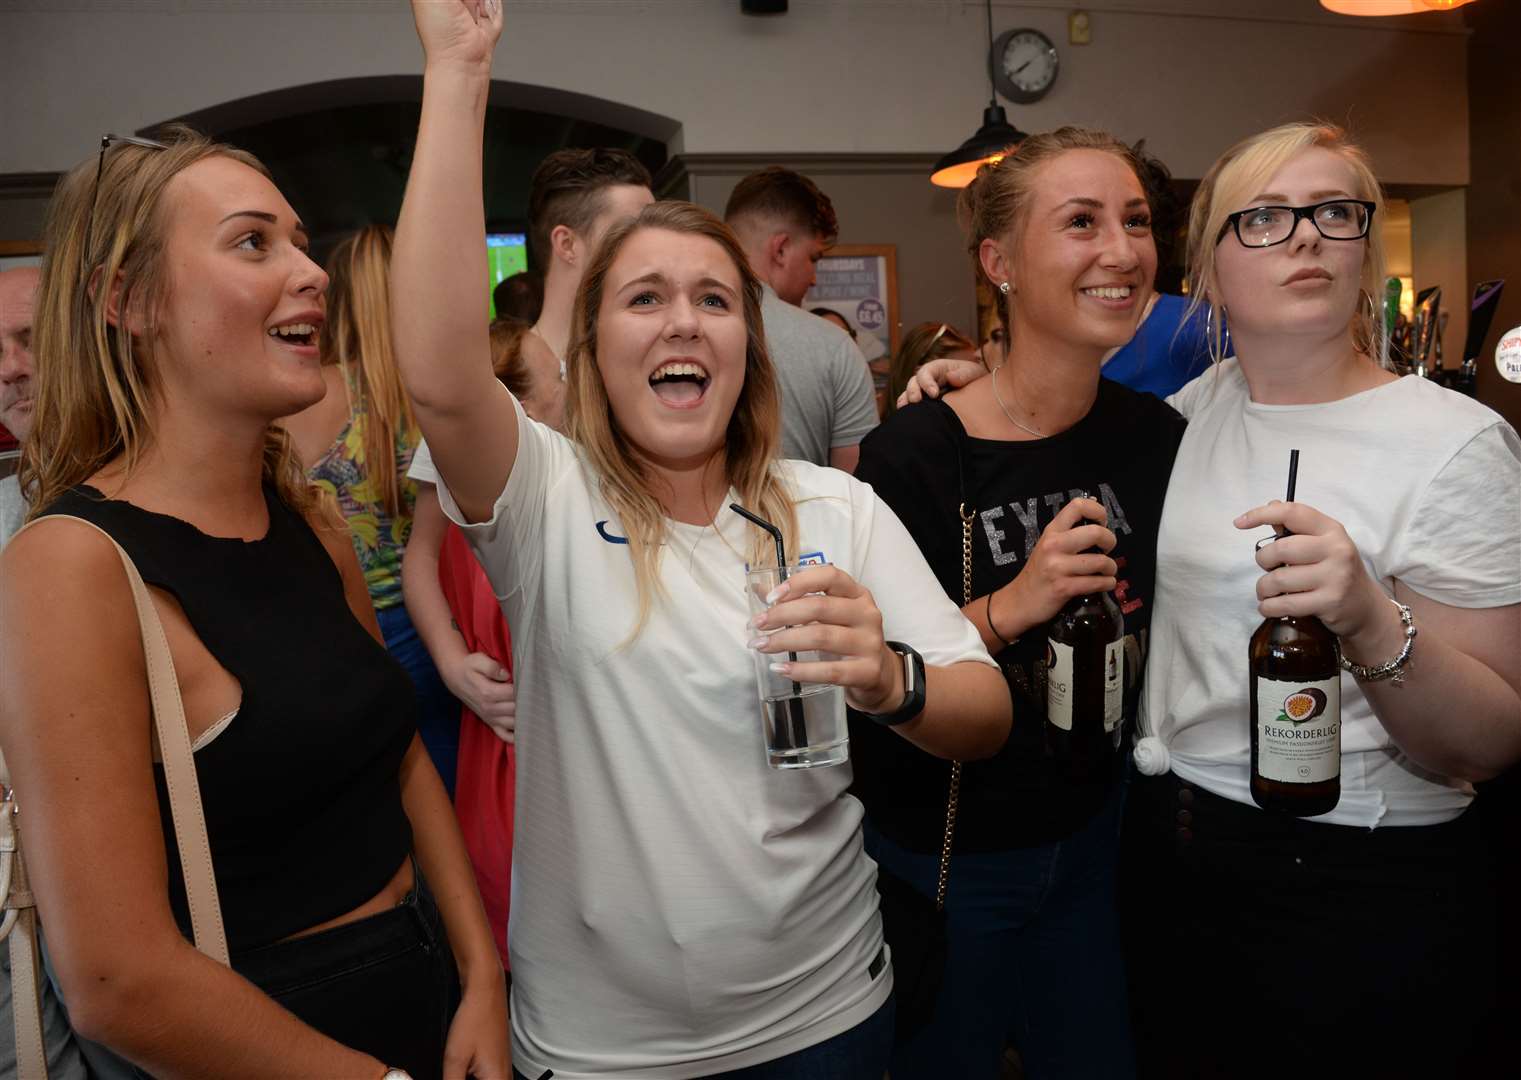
top-left (1354, 287), bottom-right (1380, 357)
top-left (1203, 302), bottom-right (1225, 363)
top-left (998, 281), bottom-right (1010, 295)
top-left (1358, 288), bottom-right (1379, 328)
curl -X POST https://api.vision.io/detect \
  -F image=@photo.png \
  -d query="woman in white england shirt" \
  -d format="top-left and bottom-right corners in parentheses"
top-left (1124, 122), bottom-right (1521, 1079)
top-left (390, 4), bottom-right (1011, 1078)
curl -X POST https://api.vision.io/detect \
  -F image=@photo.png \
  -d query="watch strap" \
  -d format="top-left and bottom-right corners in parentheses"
top-left (857, 640), bottom-right (925, 727)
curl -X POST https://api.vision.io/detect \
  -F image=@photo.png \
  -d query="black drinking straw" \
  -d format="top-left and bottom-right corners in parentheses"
top-left (1277, 449), bottom-right (1300, 540)
top-left (730, 503), bottom-right (809, 749)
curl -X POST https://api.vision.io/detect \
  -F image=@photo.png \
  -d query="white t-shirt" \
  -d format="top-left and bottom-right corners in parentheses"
top-left (1137, 361), bottom-right (1521, 828)
top-left (411, 400), bottom-right (993, 1078)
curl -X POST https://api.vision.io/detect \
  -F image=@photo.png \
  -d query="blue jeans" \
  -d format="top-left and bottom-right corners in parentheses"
top-left (510, 997), bottom-right (893, 1080)
top-left (705, 997), bottom-right (893, 1079)
top-left (378, 603), bottom-right (461, 799)
top-left (866, 782), bottom-right (1134, 1080)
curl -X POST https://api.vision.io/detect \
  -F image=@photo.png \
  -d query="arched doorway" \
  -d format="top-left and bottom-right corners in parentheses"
top-left (171, 76), bottom-right (679, 261)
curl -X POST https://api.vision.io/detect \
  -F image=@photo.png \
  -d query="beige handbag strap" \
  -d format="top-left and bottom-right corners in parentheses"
top-left (0, 780), bottom-right (47, 1080)
top-left (1, 514), bottom-right (229, 958)
top-left (0, 514), bottom-right (232, 1078)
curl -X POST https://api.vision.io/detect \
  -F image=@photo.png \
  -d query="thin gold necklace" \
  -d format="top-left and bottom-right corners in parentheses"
top-left (991, 363), bottom-right (1045, 438)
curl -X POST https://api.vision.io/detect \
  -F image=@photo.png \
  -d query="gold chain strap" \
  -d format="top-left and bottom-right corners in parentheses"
top-left (935, 504), bottom-right (975, 911)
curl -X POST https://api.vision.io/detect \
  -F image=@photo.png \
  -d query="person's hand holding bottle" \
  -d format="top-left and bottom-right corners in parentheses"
top-left (1235, 498), bottom-right (1404, 664)
top-left (989, 497), bottom-right (1118, 643)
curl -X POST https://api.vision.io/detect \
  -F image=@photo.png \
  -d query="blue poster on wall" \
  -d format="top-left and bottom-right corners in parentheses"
top-left (804, 244), bottom-right (899, 367)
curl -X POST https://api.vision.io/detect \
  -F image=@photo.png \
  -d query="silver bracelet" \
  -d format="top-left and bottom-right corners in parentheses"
top-left (1338, 599), bottom-right (1416, 687)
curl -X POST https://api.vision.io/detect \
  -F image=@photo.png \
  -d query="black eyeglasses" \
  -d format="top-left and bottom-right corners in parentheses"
top-left (80, 133), bottom-right (169, 284)
top-left (1219, 199), bottom-right (1377, 249)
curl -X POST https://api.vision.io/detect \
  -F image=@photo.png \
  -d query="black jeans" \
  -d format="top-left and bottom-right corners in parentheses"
top-left (73, 864), bottom-right (462, 1080)
top-left (234, 865), bottom-right (461, 1080)
top-left (1121, 772), bottom-right (1497, 1080)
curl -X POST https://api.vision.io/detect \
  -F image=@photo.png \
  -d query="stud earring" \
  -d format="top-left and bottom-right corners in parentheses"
top-left (998, 281), bottom-right (1011, 295)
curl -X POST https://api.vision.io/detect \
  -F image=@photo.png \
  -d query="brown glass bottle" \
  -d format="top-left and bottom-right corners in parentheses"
top-left (1249, 614), bottom-right (1342, 816)
top-left (1045, 556), bottom-right (1124, 780)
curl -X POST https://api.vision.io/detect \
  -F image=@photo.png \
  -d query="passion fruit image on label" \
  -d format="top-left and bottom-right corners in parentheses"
top-left (1279, 688), bottom-right (1328, 724)
top-left (1256, 675), bottom-right (1341, 784)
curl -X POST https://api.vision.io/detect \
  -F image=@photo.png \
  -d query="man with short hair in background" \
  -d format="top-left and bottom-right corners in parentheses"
top-left (725, 167), bottom-right (877, 472)
top-left (0, 264), bottom-right (89, 1080)
top-left (526, 148), bottom-right (655, 373)
top-left (0, 266), bottom-right (41, 546)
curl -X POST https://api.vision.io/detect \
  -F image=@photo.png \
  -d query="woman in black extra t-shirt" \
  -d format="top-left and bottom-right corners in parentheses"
top-left (853, 129), bottom-right (1184, 1080)
top-left (0, 127), bottom-right (506, 1079)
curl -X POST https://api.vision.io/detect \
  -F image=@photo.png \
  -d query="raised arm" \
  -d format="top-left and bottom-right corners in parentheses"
top-left (393, 0), bottom-right (517, 523)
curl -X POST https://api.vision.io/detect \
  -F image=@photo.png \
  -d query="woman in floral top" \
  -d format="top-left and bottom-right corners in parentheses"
top-left (284, 224), bottom-right (460, 795)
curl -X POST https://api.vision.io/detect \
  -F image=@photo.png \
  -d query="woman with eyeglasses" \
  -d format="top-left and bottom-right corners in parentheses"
top-left (851, 128), bottom-right (1187, 1079)
top-left (0, 126), bottom-right (507, 1079)
top-left (1121, 122), bottom-right (1521, 1078)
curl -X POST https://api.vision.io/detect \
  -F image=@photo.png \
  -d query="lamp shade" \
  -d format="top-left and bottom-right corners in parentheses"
top-left (931, 104), bottom-right (1026, 189)
top-left (1320, 1), bottom-right (1474, 14)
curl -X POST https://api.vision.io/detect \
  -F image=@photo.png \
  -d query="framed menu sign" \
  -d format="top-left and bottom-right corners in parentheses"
top-left (803, 244), bottom-right (900, 366)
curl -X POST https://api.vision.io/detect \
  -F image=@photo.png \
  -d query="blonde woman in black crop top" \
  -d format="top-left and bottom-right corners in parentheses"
top-left (0, 127), bottom-right (508, 1078)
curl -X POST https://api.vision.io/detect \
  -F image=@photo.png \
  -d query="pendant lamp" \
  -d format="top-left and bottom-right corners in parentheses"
top-left (931, 0), bottom-right (1026, 188)
top-left (1320, 1), bottom-right (1474, 14)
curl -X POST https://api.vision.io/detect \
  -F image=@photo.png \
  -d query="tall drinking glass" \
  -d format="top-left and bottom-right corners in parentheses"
top-left (745, 564), bottom-right (849, 770)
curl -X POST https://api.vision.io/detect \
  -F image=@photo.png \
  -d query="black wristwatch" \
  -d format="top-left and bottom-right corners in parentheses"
top-left (856, 641), bottom-right (926, 727)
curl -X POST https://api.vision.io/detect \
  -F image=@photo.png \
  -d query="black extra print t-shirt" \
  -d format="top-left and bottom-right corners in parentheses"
top-left (851, 379), bottom-right (1186, 852)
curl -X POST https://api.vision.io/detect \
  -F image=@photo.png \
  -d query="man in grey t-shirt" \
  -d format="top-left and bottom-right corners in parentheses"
top-left (725, 168), bottom-right (877, 472)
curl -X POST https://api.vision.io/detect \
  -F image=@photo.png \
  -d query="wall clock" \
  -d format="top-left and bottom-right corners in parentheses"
top-left (992, 27), bottom-right (1060, 104)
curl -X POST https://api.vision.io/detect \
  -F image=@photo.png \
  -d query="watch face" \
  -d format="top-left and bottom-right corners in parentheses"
top-left (995, 28), bottom-right (1059, 103)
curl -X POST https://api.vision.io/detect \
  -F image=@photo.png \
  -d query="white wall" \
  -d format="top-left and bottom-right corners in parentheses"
top-left (2, 0), bottom-right (1469, 184)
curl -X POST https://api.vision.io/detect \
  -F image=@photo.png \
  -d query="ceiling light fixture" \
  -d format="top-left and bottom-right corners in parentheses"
top-left (931, 0), bottom-right (1027, 188)
top-left (1319, 1), bottom-right (1475, 15)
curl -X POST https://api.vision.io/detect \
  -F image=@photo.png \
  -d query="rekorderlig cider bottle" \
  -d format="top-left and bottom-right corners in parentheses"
top-left (1248, 451), bottom-right (1342, 817)
top-left (1045, 493), bottom-right (1124, 778)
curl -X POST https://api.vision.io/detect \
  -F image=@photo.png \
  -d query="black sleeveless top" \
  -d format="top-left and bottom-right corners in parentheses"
top-left (41, 484), bottom-right (416, 953)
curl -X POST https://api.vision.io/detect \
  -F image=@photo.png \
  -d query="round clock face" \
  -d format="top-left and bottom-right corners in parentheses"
top-left (993, 28), bottom-right (1059, 104)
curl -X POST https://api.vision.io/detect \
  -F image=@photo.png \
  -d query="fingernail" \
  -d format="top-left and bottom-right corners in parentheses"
top-left (749, 612), bottom-right (768, 630)
top-left (747, 636), bottom-right (768, 650)
top-left (769, 661), bottom-right (793, 675)
top-left (765, 583), bottom-right (789, 604)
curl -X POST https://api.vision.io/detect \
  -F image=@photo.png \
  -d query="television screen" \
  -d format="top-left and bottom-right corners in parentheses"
top-left (487, 233), bottom-right (529, 318)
